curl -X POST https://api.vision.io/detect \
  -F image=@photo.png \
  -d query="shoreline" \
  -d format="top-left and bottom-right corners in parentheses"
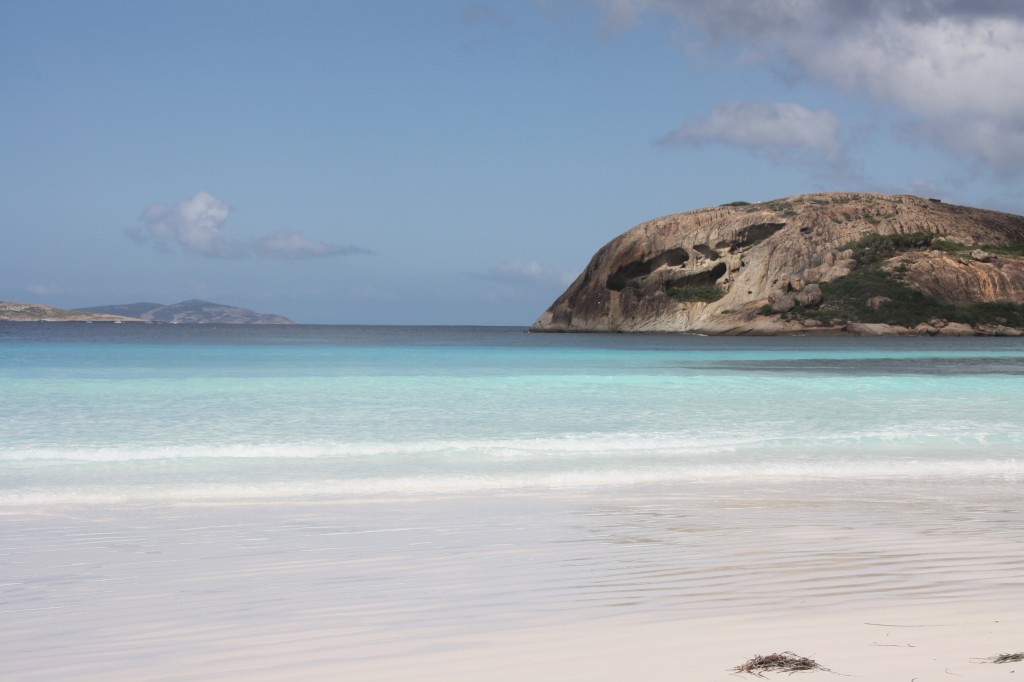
top-left (529, 318), bottom-right (1024, 336)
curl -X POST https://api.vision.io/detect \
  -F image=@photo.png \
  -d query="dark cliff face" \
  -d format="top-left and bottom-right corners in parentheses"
top-left (532, 193), bottom-right (1024, 335)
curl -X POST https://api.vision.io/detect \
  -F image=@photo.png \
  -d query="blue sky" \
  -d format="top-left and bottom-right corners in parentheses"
top-left (3, 1), bottom-right (1024, 324)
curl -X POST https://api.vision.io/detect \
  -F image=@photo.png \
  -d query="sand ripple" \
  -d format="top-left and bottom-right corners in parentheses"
top-left (1, 478), bottom-right (1022, 680)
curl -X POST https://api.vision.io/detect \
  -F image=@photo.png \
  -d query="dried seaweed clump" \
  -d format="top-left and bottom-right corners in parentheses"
top-left (733, 651), bottom-right (832, 676)
top-left (991, 652), bottom-right (1024, 663)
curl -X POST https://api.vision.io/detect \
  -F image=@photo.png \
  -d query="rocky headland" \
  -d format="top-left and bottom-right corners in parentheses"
top-left (1, 299), bottom-right (294, 324)
top-left (0, 301), bottom-right (141, 323)
top-left (532, 193), bottom-right (1024, 336)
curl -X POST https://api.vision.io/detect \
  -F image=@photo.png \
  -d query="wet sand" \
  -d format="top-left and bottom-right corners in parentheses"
top-left (2, 477), bottom-right (1022, 680)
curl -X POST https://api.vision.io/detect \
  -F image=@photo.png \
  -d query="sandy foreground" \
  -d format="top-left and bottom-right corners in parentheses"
top-left (337, 602), bottom-right (1022, 681)
top-left (1, 479), bottom-right (1022, 681)
top-left (22, 600), bottom-right (1012, 681)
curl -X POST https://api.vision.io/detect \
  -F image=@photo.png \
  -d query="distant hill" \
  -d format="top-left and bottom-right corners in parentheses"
top-left (0, 301), bottom-right (141, 322)
top-left (76, 299), bottom-right (294, 324)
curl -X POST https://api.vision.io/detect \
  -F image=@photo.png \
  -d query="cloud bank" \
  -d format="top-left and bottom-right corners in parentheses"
top-left (127, 191), bottom-right (371, 260)
top-left (251, 229), bottom-right (372, 260)
top-left (660, 101), bottom-right (842, 164)
top-left (603, 0), bottom-right (1024, 175)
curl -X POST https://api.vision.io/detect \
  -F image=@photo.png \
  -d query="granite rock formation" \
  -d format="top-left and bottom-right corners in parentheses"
top-left (0, 301), bottom-right (141, 322)
top-left (531, 193), bottom-right (1024, 335)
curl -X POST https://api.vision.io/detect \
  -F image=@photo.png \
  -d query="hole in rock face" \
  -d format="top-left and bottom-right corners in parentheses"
top-left (735, 222), bottom-right (786, 248)
top-left (605, 248), bottom-right (689, 289)
top-left (647, 248), bottom-right (690, 270)
top-left (665, 262), bottom-right (727, 288)
top-left (693, 244), bottom-right (721, 260)
top-left (715, 223), bottom-right (786, 250)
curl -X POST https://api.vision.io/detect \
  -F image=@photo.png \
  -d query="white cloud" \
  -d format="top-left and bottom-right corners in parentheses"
top-left (661, 101), bottom-right (842, 162)
top-left (598, 0), bottom-right (1024, 175)
top-left (251, 229), bottom-right (373, 260)
top-left (127, 191), bottom-right (372, 260)
top-left (128, 191), bottom-right (244, 258)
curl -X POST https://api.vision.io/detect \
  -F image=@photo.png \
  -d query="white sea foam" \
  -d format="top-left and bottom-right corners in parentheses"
top-left (2, 425), bottom-right (1020, 463)
top-left (2, 458), bottom-right (1020, 507)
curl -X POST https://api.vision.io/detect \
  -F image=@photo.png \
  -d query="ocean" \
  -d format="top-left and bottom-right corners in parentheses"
top-left (3, 323), bottom-right (1023, 505)
top-left (2, 323), bottom-right (1023, 680)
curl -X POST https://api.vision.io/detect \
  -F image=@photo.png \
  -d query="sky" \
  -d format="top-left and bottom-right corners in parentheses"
top-left (3, 0), bottom-right (1024, 325)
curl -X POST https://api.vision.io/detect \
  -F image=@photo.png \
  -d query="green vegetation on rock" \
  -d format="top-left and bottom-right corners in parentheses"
top-left (950, 302), bottom-right (1024, 327)
top-left (798, 269), bottom-right (947, 327)
top-left (847, 232), bottom-right (934, 265)
top-left (666, 285), bottom-right (724, 302)
top-left (786, 232), bottom-right (1024, 327)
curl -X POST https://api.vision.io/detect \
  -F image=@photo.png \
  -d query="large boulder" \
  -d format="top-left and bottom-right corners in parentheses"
top-left (796, 284), bottom-right (823, 308)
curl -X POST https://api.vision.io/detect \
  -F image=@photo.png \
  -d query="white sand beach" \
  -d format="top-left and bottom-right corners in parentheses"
top-left (2, 476), bottom-right (1021, 681)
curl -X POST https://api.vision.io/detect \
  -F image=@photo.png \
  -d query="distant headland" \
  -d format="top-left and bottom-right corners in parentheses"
top-left (0, 299), bottom-right (294, 324)
top-left (532, 193), bottom-right (1024, 336)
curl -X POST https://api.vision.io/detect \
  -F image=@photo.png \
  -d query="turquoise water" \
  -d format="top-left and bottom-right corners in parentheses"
top-left (2, 323), bottom-right (1023, 506)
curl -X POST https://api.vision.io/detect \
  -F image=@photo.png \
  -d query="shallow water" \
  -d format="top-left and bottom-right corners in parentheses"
top-left (2, 323), bottom-right (1023, 505)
